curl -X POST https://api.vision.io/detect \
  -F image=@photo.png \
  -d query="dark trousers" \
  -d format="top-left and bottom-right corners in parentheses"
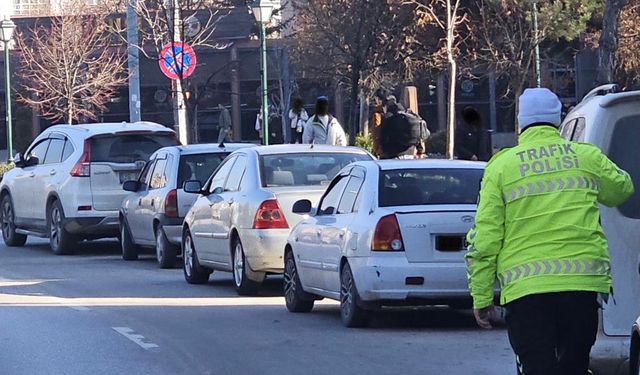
top-left (505, 291), bottom-right (599, 375)
top-left (291, 129), bottom-right (303, 144)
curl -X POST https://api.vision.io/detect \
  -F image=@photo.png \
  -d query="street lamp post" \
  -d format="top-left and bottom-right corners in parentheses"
top-left (0, 17), bottom-right (15, 162)
top-left (532, 0), bottom-right (541, 88)
top-left (251, 1), bottom-right (273, 146)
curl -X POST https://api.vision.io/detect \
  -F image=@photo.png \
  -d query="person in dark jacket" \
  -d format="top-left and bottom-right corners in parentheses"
top-left (378, 97), bottom-right (426, 159)
top-left (455, 106), bottom-right (483, 161)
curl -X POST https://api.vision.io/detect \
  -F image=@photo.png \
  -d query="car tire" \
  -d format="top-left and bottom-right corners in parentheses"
top-left (155, 226), bottom-right (178, 269)
top-left (340, 262), bottom-right (370, 328)
top-left (284, 250), bottom-right (314, 313)
top-left (120, 219), bottom-right (139, 261)
top-left (232, 237), bottom-right (260, 296)
top-left (183, 229), bottom-right (211, 284)
top-left (1, 194), bottom-right (27, 247)
top-left (631, 335), bottom-right (640, 375)
top-left (48, 200), bottom-right (76, 255)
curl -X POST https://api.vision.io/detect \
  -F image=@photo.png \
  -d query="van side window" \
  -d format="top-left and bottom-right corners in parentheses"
top-left (43, 139), bottom-right (65, 164)
top-left (609, 116), bottom-right (640, 219)
top-left (571, 118), bottom-right (586, 142)
top-left (61, 140), bottom-right (75, 162)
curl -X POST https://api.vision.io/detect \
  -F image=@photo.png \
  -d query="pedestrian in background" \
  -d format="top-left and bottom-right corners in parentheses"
top-left (371, 90), bottom-right (387, 157)
top-left (378, 96), bottom-right (428, 159)
top-left (217, 104), bottom-right (232, 143)
top-left (466, 88), bottom-right (634, 375)
top-left (288, 98), bottom-right (308, 144)
top-left (455, 106), bottom-right (484, 161)
top-left (303, 96), bottom-right (347, 146)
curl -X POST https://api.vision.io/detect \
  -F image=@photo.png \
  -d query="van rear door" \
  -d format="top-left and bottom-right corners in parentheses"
top-left (90, 132), bottom-right (178, 212)
top-left (598, 103), bottom-right (640, 337)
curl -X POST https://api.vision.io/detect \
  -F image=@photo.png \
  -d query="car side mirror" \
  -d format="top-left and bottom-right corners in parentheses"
top-left (122, 180), bottom-right (140, 192)
top-left (13, 153), bottom-right (25, 168)
top-left (292, 199), bottom-right (312, 214)
top-left (183, 180), bottom-right (203, 194)
top-left (25, 156), bottom-right (39, 167)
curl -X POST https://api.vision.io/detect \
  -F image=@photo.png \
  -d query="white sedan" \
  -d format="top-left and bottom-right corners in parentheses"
top-left (632, 316), bottom-right (640, 375)
top-left (283, 159), bottom-right (485, 327)
top-left (181, 145), bottom-right (373, 295)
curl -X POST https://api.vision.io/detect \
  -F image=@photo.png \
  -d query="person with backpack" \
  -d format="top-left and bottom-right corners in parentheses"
top-left (302, 96), bottom-right (347, 146)
top-left (378, 96), bottom-right (429, 159)
top-left (288, 98), bottom-right (308, 144)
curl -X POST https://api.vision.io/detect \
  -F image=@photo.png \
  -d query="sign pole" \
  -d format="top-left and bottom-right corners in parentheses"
top-left (127, 0), bottom-right (141, 123)
top-left (260, 21), bottom-right (269, 146)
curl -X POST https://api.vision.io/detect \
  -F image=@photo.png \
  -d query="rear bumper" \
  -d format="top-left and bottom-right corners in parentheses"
top-left (348, 255), bottom-right (472, 303)
top-left (161, 219), bottom-right (183, 246)
top-left (65, 215), bottom-right (119, 236)
top-left (237, 228), bottom-right (288, 273)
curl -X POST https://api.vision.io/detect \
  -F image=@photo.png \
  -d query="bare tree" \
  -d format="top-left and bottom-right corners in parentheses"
top-left (617, 2), bottom-right (640, 87)
top-left (15, 1), bottom-right (127, 123)
top-left (597, 0), bottom-right (628, 84)
top-left (291, 0), bottom-right (427, 141)
top-left (408, 0), bottom-right (468, 159)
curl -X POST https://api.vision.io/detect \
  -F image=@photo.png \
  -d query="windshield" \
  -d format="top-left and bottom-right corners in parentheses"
top-left (379, 168), bottom-right (483, 207)
top-left (260, 152), bottom-right (372, 187)
top-left (178, 152), bottom-right (229, 189)
top-left (90, 133), bottom-right (178, 163)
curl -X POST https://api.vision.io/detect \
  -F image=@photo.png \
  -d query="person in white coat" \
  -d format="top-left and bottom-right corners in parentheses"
top-left (288, 98), bottom-right (308, 144)
top-left (302, 96), bottom-right (347, 146)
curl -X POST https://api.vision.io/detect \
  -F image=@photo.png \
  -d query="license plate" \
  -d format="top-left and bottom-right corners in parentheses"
top-left (120, 172), bottom-right (138, 184)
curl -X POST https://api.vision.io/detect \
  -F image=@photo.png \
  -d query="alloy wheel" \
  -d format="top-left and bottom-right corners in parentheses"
top-left (341, 268), bottom-right (354, 317)
top-left (233, 243), bottom-right (244, 288)
top-left (184, 235), bottom-right (194, 278)
top-left (50, 206), bottom-right (62, 249)
top-left (2, 200), bottom-right (13, 235)
top-left (284, 255), bottom-right (297, 304)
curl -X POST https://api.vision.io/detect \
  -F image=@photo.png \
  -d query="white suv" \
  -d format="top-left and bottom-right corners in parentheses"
top-left (0, 122), bottom-right (179, 254)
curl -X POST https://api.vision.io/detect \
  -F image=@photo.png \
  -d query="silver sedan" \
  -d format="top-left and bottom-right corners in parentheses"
top-left (181, 145), bottom-right (373, 295)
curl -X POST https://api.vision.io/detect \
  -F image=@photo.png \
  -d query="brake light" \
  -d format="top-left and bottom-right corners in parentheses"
top-left (253, 199), bottom-right (289, 229)
top-left (165, 189), bottom-right (178, 218)
top-left (372, 214), bottom-right (405, 251)
top-left (70, 139), bottom-right (91, 177)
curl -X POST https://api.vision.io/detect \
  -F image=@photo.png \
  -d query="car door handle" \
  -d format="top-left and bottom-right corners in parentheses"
top-left (138, 198), bottom-right (142, 206)
top-left (338, 231), bottom-right (345, 238)
top-left (316, 230), bottom-right (322, 236)
top-left (151, 200), bottom-right (155, 207)
top-left (28, 172), bottom-right (35, 178)
top-left (227, 199), bottom-right (234, 205)
top-left (49, 170), bottom-right (57, 176)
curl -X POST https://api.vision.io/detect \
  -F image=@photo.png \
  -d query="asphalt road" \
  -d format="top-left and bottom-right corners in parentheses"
top-left (0, 238), bottom-right (515, 375)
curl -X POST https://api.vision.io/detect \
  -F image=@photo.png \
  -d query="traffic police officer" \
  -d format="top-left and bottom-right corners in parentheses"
top-left (466, 88), bottom-right (635, 374)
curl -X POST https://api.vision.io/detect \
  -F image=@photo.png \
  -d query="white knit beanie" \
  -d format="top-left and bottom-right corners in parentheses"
top-left (517, 88), bottom-right (562, 131)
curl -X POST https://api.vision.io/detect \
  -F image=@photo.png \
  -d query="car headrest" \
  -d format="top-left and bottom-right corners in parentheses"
top-left (272, 171), bottom-right (295, 186)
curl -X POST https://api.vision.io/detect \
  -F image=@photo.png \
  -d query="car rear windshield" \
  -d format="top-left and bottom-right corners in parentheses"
top-left (379, 168), bottom-right (484, 207)
top-left (260, 152), bottom-right (371, 187)
top-left (90, 133), bottom-right (178, 163)
top-left (178, 152), bottom-right (229, 189)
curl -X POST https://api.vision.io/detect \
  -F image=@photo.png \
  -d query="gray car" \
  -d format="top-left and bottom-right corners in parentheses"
top-left (119, 143), bottom-right (253, 268)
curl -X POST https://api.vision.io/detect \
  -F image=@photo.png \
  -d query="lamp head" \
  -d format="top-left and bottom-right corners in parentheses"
top-left (0, 18), bottom-right (16, 43)
top-left (251, 0), bottom-right (274, 24)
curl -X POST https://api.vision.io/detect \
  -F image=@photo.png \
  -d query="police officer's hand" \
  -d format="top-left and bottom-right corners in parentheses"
top-left (473, 305), bottom-right (496, 329)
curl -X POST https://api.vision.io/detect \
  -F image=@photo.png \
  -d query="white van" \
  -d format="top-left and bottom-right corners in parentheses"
top-left (559, 85), bottom-right (640, 375)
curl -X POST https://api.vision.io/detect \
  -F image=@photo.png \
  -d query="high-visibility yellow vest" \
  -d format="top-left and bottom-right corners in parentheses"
top-left (466, 126), bottom-right (634, 309)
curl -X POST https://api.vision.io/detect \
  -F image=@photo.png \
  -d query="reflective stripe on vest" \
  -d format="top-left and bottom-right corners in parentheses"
top-left (503, 176), bottom-right (600, 203)
top-left (497, 259), bottom-right (610, 287)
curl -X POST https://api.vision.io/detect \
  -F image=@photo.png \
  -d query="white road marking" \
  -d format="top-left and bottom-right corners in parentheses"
top-left (69, 306), bottom-right (90, 311)
top-left (112, 327), bottom-right (159, 350)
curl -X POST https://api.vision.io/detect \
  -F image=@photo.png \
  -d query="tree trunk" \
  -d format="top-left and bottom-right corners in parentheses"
top-left (447, 62), bottom-right (457, 160)
top-left (348, 79), bottom-right (360, 144)
top-left (597, 0), bottom-right (628, 84)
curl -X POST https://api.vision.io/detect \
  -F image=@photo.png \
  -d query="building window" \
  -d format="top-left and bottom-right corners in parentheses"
top-left (13, 0), bottom-right (50, 16)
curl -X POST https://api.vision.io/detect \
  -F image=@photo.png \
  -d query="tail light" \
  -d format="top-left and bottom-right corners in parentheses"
top-left (165, 189), bottom-right (178, 218)
top-left (372, 214), bottom-right (405, 251)
top-left (70, 139), bottom-right (91, 177)
top-left (253, 199), bottom-right (289, 229)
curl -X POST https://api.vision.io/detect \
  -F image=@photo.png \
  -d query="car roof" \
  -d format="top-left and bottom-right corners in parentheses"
top-left (352, 159), bottom-right (486, 170)
top-left (158, 143), bottom-right (255, 155)
top-left (45, 122), bottom-right (174, 137)
top-left (248, 144), bottom-right (371, 156)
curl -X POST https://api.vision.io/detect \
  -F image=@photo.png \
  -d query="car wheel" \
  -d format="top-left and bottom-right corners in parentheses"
top-left (120, 218), bottom-right (138, 261)
top-left (631, 335), bottom-right (640, 375)
top-left (1, 194), bottom-right (27, 247)
top-left (284, 250), bottom-right (314, 313)
top-left (340, 262), bottom-right (370, 328)
top-left (155, 226), bottom-right (178, 269)
top-left (232, 238), bottom-right (260, 296)
top-left (183, 229), bottom-right (211, 284)
top-left (48, 200), bottom-right (76, 255)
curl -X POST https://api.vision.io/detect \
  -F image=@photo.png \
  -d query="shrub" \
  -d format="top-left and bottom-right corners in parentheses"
top-left (0, 163), bottom-right (15, 180)
top-left (355, 133), bottom-right (374, 154)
